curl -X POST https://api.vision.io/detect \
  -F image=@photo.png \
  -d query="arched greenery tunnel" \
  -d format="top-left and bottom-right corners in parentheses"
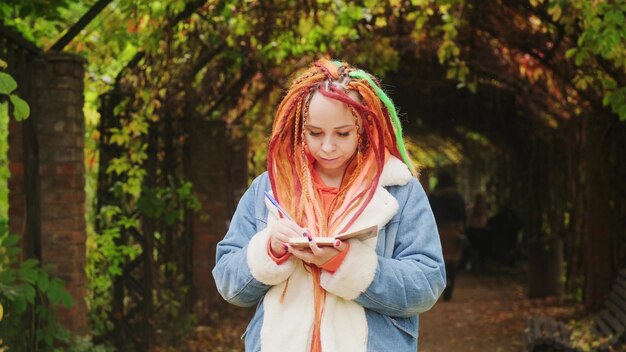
top-left (1, 0), bottom-right (625, 350)
top-left (390, 47), bottom-right (626, 305)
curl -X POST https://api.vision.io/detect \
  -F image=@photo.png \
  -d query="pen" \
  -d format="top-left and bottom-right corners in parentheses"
top-left (264, 191), bottom-right (294, 221)
top-left (264, 191), bottom-right (311, 240)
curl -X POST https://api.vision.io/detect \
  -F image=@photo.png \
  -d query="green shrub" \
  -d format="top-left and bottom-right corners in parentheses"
top-left (0, 219), bottom-right (73, 350)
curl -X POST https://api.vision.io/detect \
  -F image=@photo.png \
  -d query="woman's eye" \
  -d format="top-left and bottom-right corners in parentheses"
top-left (338, 131), bottom-right (350, 137)
top-left (308, 131), bottom-right (322, 137)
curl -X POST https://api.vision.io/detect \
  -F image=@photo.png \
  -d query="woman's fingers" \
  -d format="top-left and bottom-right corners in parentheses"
top-left (289, 243), bottom-right (342, 267)
top-left (274, 219), bottom-right (306, 239)
top-left (308, 238), bottom-right (322, 255)
top-left (268, 219), bottom-right (308, 257)
top-left (333, 239), bottom-right (347, 251)
top-left (268, 219), bottom-right (346, 265)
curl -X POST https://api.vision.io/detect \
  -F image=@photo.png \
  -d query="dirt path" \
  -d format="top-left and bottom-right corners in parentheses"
top-left (182, 269), bottom-right (580, 351)
top-left (419, 271), bottom-right (531, 352)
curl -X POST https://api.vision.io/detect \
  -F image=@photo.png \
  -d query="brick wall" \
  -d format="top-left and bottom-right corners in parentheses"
top-left (187, 120), bottom-right (247, 315)
top-left (7, 50), bottom-right (250, 332)
top-left (8, 53), bottom-right (87, 334)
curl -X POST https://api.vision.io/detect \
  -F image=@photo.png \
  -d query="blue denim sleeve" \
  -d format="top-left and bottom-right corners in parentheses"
top-left (355, 178), bottom-right (446, 317)
top-left (212, 177), bottom-right (271, 307)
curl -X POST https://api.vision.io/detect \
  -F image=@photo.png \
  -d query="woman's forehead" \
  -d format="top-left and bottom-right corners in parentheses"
top-left (307, 92), bottom-right (359, 126)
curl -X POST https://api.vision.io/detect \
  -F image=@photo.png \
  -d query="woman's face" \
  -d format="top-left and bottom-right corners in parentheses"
top-left (304, 92), bottom-right (360, 177)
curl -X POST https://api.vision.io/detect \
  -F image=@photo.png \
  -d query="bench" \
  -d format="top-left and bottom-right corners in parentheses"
top-left (524, 268), bottom-right (626, 352)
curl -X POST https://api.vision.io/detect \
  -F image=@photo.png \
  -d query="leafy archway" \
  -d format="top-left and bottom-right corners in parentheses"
top-left (2, 0), bottom-right (625, 349)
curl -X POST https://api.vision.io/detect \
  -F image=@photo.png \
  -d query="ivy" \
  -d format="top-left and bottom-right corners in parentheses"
top-left (546, 0), bottom-right (626, 120)
top-left (0, 61), bottom-right (30, 121)
top-left (0, 220), bottom-right (73, 351)
top-left (137, 179), bottom-right (201, 226)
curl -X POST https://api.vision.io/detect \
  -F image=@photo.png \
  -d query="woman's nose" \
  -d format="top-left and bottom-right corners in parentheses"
top-left (321, 136), bottom-right (336, 152)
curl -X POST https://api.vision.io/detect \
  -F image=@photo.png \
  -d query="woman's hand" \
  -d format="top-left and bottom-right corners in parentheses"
top-left (288, 238), bottom-right (348, 267)
top-left (268, 218), bottom-right (306, 257)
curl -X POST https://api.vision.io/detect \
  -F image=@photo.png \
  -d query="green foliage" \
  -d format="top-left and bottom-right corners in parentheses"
top-left (0, 219), bottom-right (73, 351)
top-left (406, 135), bottom-right (464, 168)
top-left (86, 81), bottom-right (202, 340)
top-left (54, 335), bottom-right (116, 352)
top-left (532, 0), bottom-right (626, 120)
top-left (0, 0), bottom-right (76, 44)
top-left (152, 285), bottom-right (197, 347)
top-left (0, 97), bottom-right (8, 221)
top-left (137, 179), bottom-right (201, 226)
top-left (86, 204), bottom-right (141, 336)
top-left (0, 72), bottom-right (17, 94)
top-left (0, 61), bottom-right (30, 121)
top-left (430, 0), bottom-right (626, 120)
top-left (0, 66), bottom-right (27, 220)
top-left (87, 93), bottom-right (151, 339)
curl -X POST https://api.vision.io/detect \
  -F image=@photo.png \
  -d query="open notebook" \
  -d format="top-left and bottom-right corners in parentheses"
top-left (289, 225), bottom-right (378, 249)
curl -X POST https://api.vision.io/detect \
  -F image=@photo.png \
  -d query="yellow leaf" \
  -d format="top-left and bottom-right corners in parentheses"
top-left (530, 0), bottom-right (544, 7)
top-left (548, 5), bottom-right (562, 21)
top-left (0, 303), bottom-right (3, 321)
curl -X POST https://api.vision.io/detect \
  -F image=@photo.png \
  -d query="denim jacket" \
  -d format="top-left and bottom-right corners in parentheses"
top-left (213, 157), bottom-right (446, 351)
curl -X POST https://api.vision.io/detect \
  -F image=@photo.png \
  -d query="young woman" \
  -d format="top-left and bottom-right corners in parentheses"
top-left (213, 58), bottom-right (445, 351)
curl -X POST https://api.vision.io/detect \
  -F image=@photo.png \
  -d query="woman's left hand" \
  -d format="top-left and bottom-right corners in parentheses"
top-left (288, 238), bottom-right (347, 266)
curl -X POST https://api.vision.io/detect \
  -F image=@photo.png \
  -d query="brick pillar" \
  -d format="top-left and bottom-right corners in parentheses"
top-left (7, 117), bottom-right (26, 236)
top-left (188, 120), bottom-right (247, 315)
top-left (38, 53), bottom-right (88, 333)
top-left (9, 53), bottom-right (88, 334)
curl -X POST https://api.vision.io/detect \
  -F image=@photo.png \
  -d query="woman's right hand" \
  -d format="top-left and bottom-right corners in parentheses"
top-left (268, 218), bottom-right (306, 257)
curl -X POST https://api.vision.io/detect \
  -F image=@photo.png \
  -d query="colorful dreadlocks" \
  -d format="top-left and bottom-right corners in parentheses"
top-left (268, 58), bottom-right (414, 235)
top-left (266, 58), bottom-right (414, 352)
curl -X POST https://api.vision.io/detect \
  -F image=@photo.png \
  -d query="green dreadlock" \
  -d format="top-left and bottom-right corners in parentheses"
top-left (348, 69), bottom-right (414, 172)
